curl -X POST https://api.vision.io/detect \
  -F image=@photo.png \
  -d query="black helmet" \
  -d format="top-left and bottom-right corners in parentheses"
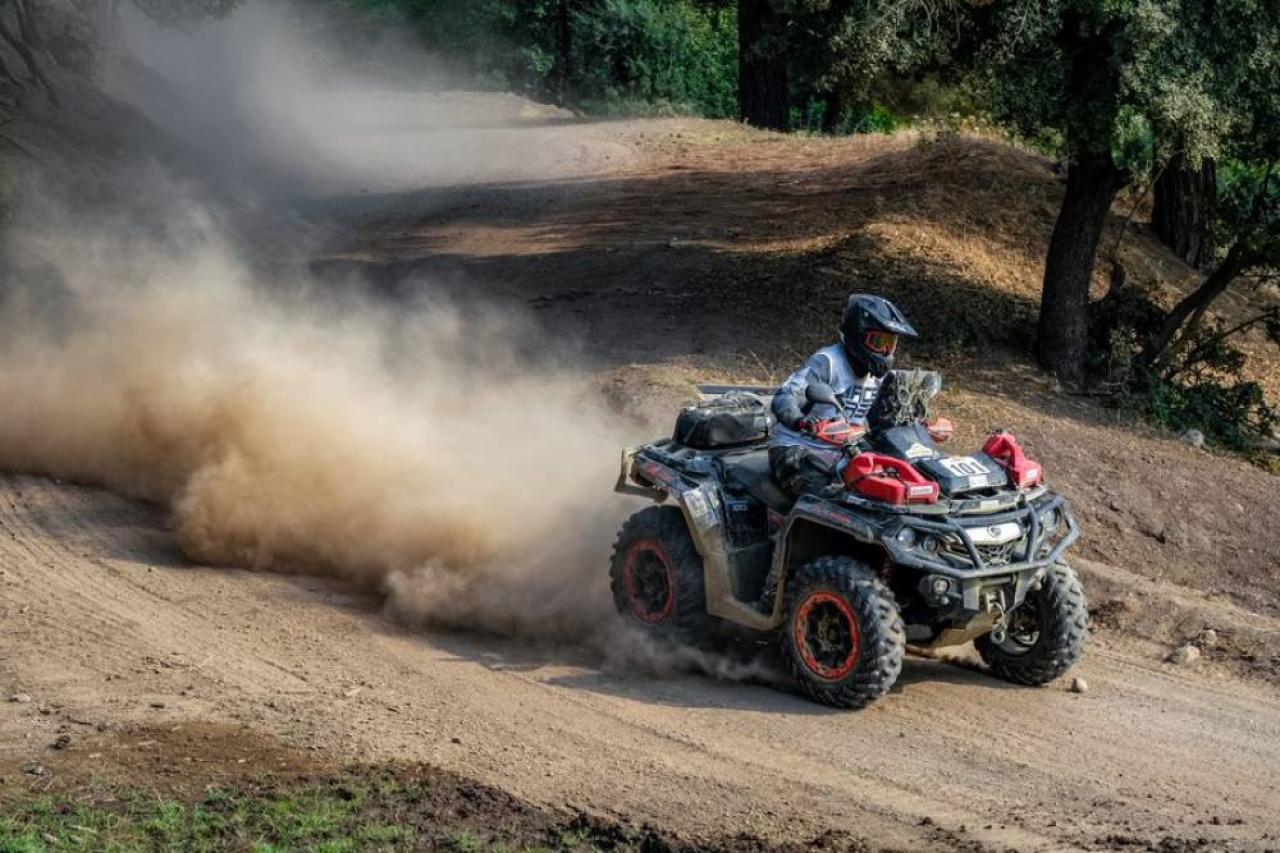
top-left (839, 294), bottom-right (918, 377)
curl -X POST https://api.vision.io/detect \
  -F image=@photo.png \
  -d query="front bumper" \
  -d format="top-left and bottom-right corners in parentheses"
top-left (882, 493), bottom-right (1079, 613)
top-left (882, 492), bottom-right (1077, 576)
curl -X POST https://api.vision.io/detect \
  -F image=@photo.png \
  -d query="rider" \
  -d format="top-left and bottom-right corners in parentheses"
top-left (769, 294), bottom-right (918, 497)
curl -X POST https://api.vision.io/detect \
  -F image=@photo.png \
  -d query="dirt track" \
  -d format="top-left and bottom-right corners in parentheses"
top-left (4, 97), bottom-right (1280, 851)
top-left (3, 475), bottom-right (1280, 851)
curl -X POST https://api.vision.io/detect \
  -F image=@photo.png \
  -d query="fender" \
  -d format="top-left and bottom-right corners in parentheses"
top-left (677, 483), bottom-right (778, 631)
top-left (615, 449), bottom-right (776, 629)
top-left (756, 498), bottom-right (886, 626)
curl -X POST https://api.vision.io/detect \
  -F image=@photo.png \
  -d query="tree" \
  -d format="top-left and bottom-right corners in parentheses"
top-left (799, 0), bottom-right (965, 133)
top-left (979, 0), bottom-right (1280, 383)
top-left (572, 0), bottom-right (738, 115)
top-left (737, 0), bottom-right (789, 129)
top-left (977, 5), bottom-right (1135, 381)
top-left (1141, 162), bottom-right (1280, 371)
top-left (1133, 1), bottom-right (1280, 377)
top-left (1153, 155), bottom-right (1216, 271)
top-left (0, 0), bottom-right (247, 100)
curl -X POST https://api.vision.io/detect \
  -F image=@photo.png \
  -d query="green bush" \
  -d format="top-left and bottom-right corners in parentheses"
top-left (571, 0), bottom-right (737, 117)
top-left (341, 0), bottom-right (737, 117)
top-left (792, 99), bottom-right (906, 135)
top-left (1147, 372), bottom-right (1277, 450)
top-left (1091, 286), bottom-right (1279, 451)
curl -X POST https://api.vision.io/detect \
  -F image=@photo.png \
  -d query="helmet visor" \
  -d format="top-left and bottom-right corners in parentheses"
top-left (863, 330), bottom-right (898, 356)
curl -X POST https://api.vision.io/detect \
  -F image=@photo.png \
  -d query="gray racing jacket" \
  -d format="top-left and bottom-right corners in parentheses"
top-left (770, 343), bottom-right (883, 459)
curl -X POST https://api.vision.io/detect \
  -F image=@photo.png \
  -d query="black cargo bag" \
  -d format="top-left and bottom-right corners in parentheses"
top-left (674, 394), bottom-right (771, 449)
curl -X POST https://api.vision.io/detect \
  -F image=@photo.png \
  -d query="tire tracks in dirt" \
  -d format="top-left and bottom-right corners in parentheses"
top-left (4, 475), bottom-right (1280, 851)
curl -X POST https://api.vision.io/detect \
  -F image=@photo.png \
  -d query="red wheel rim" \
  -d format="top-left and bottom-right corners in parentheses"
top-left (794, 591), bottom-right (861, 680)
top-left (623, 539), bottom-right (676, 624)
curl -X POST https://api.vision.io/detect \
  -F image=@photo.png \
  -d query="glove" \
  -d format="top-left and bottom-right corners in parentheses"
top-left (796, 416), bottom-right (820, 435)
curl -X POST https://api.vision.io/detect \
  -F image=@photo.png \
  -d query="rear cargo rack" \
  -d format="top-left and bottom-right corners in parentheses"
top-left (696, 384), bottom-right (779, 400)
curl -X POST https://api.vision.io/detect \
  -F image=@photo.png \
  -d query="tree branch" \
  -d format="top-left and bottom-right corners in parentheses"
top-left (1141, 161), bottom-right (1275, 366)
top-left (1166, 307), bottom-right (1280, 380)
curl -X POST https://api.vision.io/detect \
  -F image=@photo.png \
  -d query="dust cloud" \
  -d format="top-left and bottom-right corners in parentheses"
top-left (0, 0), bottom-right (775, 684)
top-left (0, 178), bottom-right (630, 639)
top-left (108, 0), bottom-right (588, 198)
top-left (0, 194), bottom-right (778, 681)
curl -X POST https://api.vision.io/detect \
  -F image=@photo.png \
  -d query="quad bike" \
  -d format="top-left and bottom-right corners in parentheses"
top-left (610, 371), bottom-right (1088, 709)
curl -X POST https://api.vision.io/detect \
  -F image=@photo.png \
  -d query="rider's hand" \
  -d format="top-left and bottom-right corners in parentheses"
top-left (796, 416), bottom-right (820, 435)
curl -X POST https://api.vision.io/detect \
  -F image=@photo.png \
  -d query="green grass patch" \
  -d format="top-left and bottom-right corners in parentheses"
top-left (0, 771), bottom-right (661, 852)
top-left (0, 778), bottom-right (415, 853)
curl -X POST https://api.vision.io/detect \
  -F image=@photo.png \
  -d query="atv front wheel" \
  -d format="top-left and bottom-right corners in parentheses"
top-left (781, 556), bottom-right (905, 709)
top-left (609, 506), bottom-right (709, 642)
top-left (976, 562), bottom-right (1089, 686)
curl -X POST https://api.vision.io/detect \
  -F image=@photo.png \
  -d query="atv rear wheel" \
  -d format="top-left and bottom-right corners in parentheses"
top-left (976, 562), bottom-right (1089, 686)
top-left (781, 556), bottom-right (905, 709)
top-left (609, 506), bottom-right (709, 642)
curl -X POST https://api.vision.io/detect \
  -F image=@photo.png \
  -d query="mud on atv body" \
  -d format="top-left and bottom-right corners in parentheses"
top-left (611, 382), bottom-right (1087, 709)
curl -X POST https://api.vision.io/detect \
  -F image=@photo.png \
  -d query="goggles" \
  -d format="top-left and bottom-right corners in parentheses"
top-left (863, 330), bottom-right (899, 355)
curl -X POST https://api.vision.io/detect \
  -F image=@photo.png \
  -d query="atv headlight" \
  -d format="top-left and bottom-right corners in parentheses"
top-left (896, 527), bottom-right (918, 548)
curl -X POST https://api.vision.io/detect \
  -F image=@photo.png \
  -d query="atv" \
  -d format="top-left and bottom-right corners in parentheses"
top-left (610, 371), bottom-right (1088, 709)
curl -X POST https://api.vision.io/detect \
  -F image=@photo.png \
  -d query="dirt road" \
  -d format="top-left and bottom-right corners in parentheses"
top-left (3, 476), bottom-right (1279, 851)
top-left (4, 96), bottom-right (1280, 851)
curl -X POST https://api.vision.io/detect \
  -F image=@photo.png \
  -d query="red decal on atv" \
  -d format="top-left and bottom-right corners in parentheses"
top-left (804, 502), bottom-right (859, 529)
top-left (794, 591), bottom-right (861, 681)
top-left (622, 539), bottom-right (677, 624)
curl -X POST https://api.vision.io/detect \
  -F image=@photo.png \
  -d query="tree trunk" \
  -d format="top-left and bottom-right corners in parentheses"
top-left (552, 0), bottom-right (573, 106)
top-left (821, 88), bottom-right (841, 134)
top-left (738, 0), bottom-right (788, 131)
top-left (1035, 153), bottom-right (1127, 382)
top-left (1153, 155), bottom-right (1217, 271)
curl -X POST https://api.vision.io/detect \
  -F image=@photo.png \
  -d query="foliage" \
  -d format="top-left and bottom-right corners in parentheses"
top-left (1211, 161), bottom-right (1280, 265)
top-left (957, 0), bottom-right (1280, 385)
top-left (1147, 370), bottom-right (1278, 451)
top-left (1092, 283), bottom-right (1280, 451)
top-left (339, 0), bottom-right (985, 125)
top-left (345, 0), bottom-right (737, 116)
top-left (0, 770), bottom-right (622, 853)
top-left (570, 0), bottom-right (738, 117)
top-left (0, 779), bottom-right (409, 852)
top-left (792, 98), bottom-right (902, 133)
top-left (791, 73), bottom-right (986, 134)
top-left (970, 0), bottom-right (1280, 227)
top-left (774, 0), bottom-right (973, 133)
